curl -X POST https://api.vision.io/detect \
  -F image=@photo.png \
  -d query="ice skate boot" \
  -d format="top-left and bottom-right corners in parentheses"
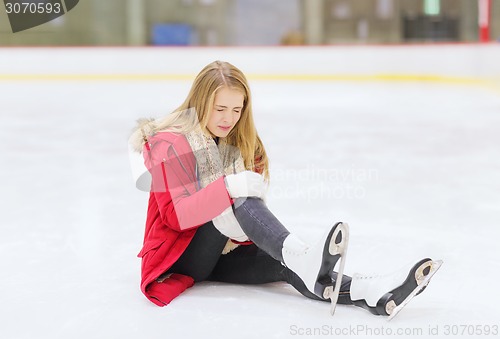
top-left (282, 222), bottom-right (349, 315)
top-left (350, 258), bottom-right (443, 320)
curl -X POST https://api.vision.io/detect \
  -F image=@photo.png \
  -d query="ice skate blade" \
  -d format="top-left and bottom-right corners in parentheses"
top-left (322, 286), bottom-right (336, 315)
top-left (387, 259), bottom-right (443, 321)
top-left (328, 222), bottom-right (349, 316)
top-left (329, 222), bottom-right (347, 256)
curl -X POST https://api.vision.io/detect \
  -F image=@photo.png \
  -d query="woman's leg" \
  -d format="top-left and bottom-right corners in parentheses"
top-left (232, 198), bottom-right (290, 262)
top-left (166, 221), bottom-right (227, 282)
top-left (208, 244), bottom-right (353, 305)
top-left (232, 198), bottom-right (442, 318)
top-left (164, 217), bottom-right (352, 303)
top-left (232, 197), bottom-right (349, 305)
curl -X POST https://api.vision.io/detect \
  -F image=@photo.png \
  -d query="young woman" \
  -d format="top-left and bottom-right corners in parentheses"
top-left (129, 60), bottom-right (441, 318)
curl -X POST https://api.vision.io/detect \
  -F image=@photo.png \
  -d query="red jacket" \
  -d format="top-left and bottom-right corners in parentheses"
top-left (138, 131), bottom-right (233, 306)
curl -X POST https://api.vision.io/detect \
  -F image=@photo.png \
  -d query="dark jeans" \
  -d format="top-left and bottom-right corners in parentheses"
top-left (167, 198), bottom-right (352, 304)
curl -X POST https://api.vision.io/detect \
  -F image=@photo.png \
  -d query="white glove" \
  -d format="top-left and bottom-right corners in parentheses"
top-left (224, 171), bottom-right (267, 199)
top-left (212, 207), bottom-right (249, 242)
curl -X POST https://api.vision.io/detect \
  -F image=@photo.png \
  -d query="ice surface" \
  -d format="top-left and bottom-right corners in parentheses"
top-left (1, 60), bottom-right (499, 339)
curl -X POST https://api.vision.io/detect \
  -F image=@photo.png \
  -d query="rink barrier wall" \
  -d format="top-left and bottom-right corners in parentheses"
top-left (0, 45), bottom-right (499, 93)
top-left (0, 73), bottom-right (497, 92)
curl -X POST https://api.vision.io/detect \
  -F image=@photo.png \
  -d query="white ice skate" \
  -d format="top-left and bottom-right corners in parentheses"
top-left (350, 258), bottom-right (443, 320)
top-left (282, 222), bottom-right (349, 315)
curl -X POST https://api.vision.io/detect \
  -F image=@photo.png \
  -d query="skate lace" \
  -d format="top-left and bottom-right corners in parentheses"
top-left (283, 247), bottom-right (308, 256)
top-left (354, 272), bottom-right (384, 280)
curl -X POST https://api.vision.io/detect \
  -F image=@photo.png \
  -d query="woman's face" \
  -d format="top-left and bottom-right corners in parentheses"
top-left (207, 87), bottom-right (244, 138)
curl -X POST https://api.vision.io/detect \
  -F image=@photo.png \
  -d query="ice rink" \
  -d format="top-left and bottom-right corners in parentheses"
top-left (1, 47), bottom-right (499, 338)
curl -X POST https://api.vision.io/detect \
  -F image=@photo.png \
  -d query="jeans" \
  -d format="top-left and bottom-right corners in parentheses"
top-left (167, 197), bottom-right (352, 304)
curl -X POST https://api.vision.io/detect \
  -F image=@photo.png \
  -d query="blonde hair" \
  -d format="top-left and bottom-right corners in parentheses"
top-left (132, 60), bottom-right (269, 179)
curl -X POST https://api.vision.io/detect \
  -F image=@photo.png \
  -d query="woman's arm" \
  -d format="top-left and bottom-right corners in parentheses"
top-left (146, 138), bottom-right (233, 232)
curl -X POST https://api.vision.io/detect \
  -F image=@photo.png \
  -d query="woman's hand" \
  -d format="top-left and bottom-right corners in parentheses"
top-left (224, 171), bottom-right (267, 199)
top-left (212, 206), bottom-right (248, 242)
